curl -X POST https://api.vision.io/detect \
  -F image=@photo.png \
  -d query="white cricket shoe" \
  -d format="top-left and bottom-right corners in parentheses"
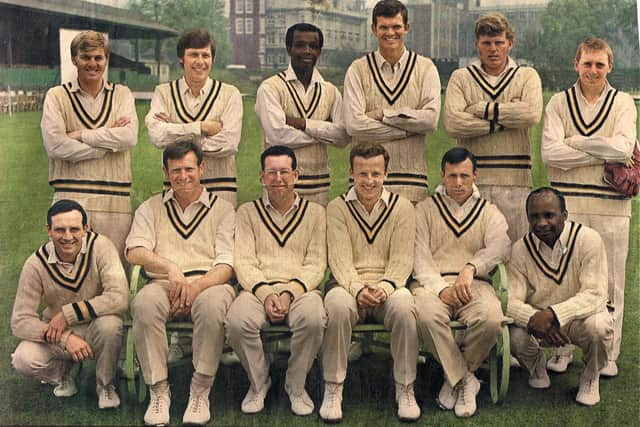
top-left (319, 382), bottom-right (343, 423)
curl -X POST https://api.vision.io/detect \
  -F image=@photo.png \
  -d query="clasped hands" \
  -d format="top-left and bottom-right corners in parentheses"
top-left (167, 265), bottom-right (203, 320)
top-left (264, 292), bottom-right (292, 324)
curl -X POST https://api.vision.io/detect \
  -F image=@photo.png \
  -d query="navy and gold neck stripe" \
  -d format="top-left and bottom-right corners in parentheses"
top-left (342, 192), bottom-right (400, 244)
top-left (467, 65), bottom-right (519, 101)
top-left (550, 181), bottom-right (628, 201)
top-left (49, 179), bottom-right (131, 197)
top-left (62, 82), bottom-right (115, 129)
top-left (365, 51), bottom-right (417, 106)
top-left (35, 231), bottom-right (98, 292)
top-left (169, 79), bottom-right (222, 123)
top-left (432, 193), bottom-right (487, 238)
top-left (163, 191), bottom-right (217, 239)
top-left (277, 72), bottom-right (322, 119)
top-left (565, 86), bottom-right (618, 136)
top-left (253, 198), bottom-right (309, 247)
top-left (523, 222), bottom-right (582, 285)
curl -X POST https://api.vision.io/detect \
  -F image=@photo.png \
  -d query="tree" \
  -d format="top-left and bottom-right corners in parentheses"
top-left (128, 0), bottom-right (231, 67)
top-left (521, 0), bottom-right (639, 69)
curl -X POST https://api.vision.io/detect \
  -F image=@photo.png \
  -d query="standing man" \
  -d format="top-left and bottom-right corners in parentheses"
top-left (541, 38), bottom-right (636, 377)
top-left (146, 29), bottom-right (242, 207)
top-left (41, 30), bottom-right (138, 259)
top-left (343, 0), bottom-right (440, 204)
top-left (226, 146), bottom-right (326, 416)
top-left (255, 23), bottom-right (349, 206)
top-left (321, 143), bottom-right (419, 422)
top-left (412, 147), bottom-right (511, 418)
top-left (11, 200), bottom-right (128, 409)
top-left (126, 140), bottom-right (236, 426)
top-left (444, 13), bottom-right (542, 241)
top-left (507, 188), bottom-right (613, 406)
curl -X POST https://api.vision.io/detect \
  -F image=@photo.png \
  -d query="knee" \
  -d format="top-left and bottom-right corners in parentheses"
top-left (296, 304), bottom-right (326, 335)
top-left (472, 310), bottom-right (503, 337)
top-left (92, 315), bottom-right (123, 340)
top-left (509, 325), bottom-right (531, 351)
top-left (325, 297), bottom-right (354, 325)
top-left (583, 313), bottom-right (613, 343)
top-left (192, 292), bottom-right (227, 325)
top-left (132, 293), bottom-right (161, 327)
top-left (386, 290), bottom-right (417, 325)
top-left (224, 309), bottom-right (257, 343)
top-left (12, 342), bottom-right (42, 377)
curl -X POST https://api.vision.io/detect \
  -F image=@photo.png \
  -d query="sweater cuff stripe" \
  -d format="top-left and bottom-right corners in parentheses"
top-left (290, 278), bottom-right (308, 293)
top-left (381, 279), bottom-right (397, 289)
top-left (85, 301), bottom-right (98, 319)
top-left (72, 303), bottom-right (84, 321)
top-left (251, 282), bottom-right (269, 295)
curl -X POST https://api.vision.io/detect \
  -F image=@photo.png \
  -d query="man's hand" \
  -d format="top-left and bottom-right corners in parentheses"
top-left (201, 120), bottom-right (223, 136)
top-left (452, 264), bottom-right (475, 305)
top-left (439, 287), bottom-right (462, 309)
top-left (168, 265), bottom-right (188, 316)
top-left (527, 308), bottom-right (557, 339)
top-left (44, 312), bottom-right (68, 344)
top-left (357, 285), bottom-right (386, 309)
top-left (154, 112), bottom-right (173, 123)
top-left (110, 116), bottom-right (131, 128)
top-left (65, 334), bottom-right (94, 362)
top-left (366, 109), bottom-right (383, 121)
top-left (265, 294), bottom-right (286, 324)
top-left (285, 116), bottom-right (306, 130)
top-left (67, 130), bottom-right (83, 141)
top-left (278, 293), bottom-right (292, 316)
top-left (546, 326), bottom-right (571, 347)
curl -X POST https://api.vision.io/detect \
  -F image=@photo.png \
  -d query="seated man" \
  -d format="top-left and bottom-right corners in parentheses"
top-left (11, 200), bottom-right (127, 409)
top-left (126, 139), bottom-right (236, 426)
top-left (507, 187), bottom-right (613, 406)
top-left (226, 145), bottom-right (326, 416)
top-left (411, 147), bottom-right (511, 418)
top-left (321, 143), bottom-right (419, 422)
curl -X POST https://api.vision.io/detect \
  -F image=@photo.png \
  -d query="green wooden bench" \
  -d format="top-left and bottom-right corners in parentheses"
top-left (121, 265), bottom-right (512, 404)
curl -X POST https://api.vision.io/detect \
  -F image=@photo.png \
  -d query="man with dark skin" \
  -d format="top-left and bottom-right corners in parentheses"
top-left (256, 23), bottom-right (349, 206)
top-left (507, 188), bottom-right (612, 406)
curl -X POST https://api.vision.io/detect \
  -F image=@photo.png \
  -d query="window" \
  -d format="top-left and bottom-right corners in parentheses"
top-left (259, 17), bottom-right (265, 34)
top-left (259, 0), bottom-right (265, 13)
top-left (235, 18), bottom-right (244, 34)
top-left (245, 18), bottom-right (254, 34)
top-left (235, 0), bottom-right (243, 14)
top-left (245, 0), bottom-right (253, 14)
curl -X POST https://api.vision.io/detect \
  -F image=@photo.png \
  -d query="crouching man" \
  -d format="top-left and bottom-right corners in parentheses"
top-left (11, 200), bottom-right (128, 409)
top-left (507, 187), bottom-right (613, 406)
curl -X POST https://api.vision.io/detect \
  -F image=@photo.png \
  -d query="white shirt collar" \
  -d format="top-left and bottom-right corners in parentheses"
top-left (284, 62), bottom-right (324, 85)
top-left (435, 183), bottom-right (481, 207)
top-left (69, 78), bottom-right (112, 94)
top-left (162, 186), bottom-right (212, 207)
top-left (179, 76), bottom-right (213, 97)
top-left (261, 190), bottom-right (300, 212)
top-left (345, 186), bottom-right (391, 206)
top-left (374, 48), bottom-right (409, 70)
top-left (573, 80), bottom-right (613, 104)
top-left (470, 56), bottom-right (517, 78)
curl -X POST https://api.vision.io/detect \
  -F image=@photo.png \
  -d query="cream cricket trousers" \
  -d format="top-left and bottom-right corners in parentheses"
top-left (510, 310), bottom-right (613, 380)
top-left (225, 290), bottom-right (326, 394)
top-left (322, 286), bottom-right (419, 386)
top-left (12, 315), bottom-right (123, 386)
top-left (413, 282), bottom-right (503, 387)
top-left (478, 184), bottom-right (530, 242)
top-left (132, 281), bottom-right (235, 385)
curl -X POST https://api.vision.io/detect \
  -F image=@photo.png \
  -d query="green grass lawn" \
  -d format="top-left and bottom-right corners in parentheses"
top-left (0, 98), bottom-right (638, 426)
